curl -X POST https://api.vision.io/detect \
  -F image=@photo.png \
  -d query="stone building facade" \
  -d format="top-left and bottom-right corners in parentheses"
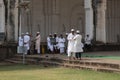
top-left (0, 0), bottom-right (120, 44)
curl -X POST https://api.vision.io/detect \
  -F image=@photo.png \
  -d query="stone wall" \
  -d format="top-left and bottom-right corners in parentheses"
top-left (20, 0), bottom-right (85, 42)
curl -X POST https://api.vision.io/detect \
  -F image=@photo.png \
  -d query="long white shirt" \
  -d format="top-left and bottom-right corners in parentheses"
top-left (35, 34), bottom-right (41, 50)
top-left (58, 37), bottom-right (65, 48)
top-left (73, 34), bottom-right (83, 52)
top-left (18, 36), bottom-right (23, 46)
top-left (24, 35), bottom-right (30, 50)
top-left (85, 36), bottom-right (91, 45)
top-left (67, 33), bottom-right (75, 53)
top-left (47, 37), bottom-right (53, 51)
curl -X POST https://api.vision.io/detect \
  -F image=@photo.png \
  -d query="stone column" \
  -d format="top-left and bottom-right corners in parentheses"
top-left (0, 0), bottom-right (5, 43)
top-left (96, 0), bottom-right (107, 43)
top-left (14, 0), bottom-right (19, 41)
top-left (0, 0), bottom-right (5, 32)
top-left (84, 0), bottom-right (94, 39)
top-left (7, 0), bottom-right (15, 41)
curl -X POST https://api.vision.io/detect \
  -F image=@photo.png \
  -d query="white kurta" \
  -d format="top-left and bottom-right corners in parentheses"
top-left (54, 37), bottom-right (59, 49)
top-left (24, 35), bottom-right (30, 50)
top-left (47, 37), bottom-right (53, 51)
top-left (67, 33), bottom-right (75, 53)
top-left (35, 34), bottom-right (41, 50)
top-left (58, 37), bottom-right (65, 53)
top-left (18, 36), bottom-right (23, 46)
top-left (73, 34), bottom-right (83, 53)
top-left (58, 38), bottom-right (65, 48)
top-left (85, 36), bottom-right (91, 45)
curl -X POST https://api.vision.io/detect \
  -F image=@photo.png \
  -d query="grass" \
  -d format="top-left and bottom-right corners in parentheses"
top-left (0, 65), bottom-right (120, 80)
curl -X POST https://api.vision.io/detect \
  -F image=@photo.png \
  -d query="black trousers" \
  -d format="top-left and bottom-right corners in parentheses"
top-left (75, 52), bottom-right (81, 59)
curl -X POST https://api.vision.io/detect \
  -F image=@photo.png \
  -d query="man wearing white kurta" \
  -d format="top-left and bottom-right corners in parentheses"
top-left (85, 34), bottom-right (92, 51)
top-left (18, 33), bottom-right (24, 47)
top-left (24, 32), bottom-right (30, 54)
top-left (58, 34), bottom-right (65, 54)
top-left (73, 30), bottom-right (83, 59)
top-left (53, 33), bottom-right (59, 53)
top-left (35, 32), bottom-right (41, 54)
top-left (47, 34), bottom-right (53, 53)
top-left (67, 29), bottom-right (75, 60)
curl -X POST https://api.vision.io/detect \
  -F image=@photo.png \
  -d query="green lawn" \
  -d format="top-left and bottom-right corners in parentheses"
top-left (0, 65), bottom-right (120, 80)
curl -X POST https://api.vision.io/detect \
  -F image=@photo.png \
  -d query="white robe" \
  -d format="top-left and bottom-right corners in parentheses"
top-left (47, 37), bottom-right (53, 51)
top-left (85, 36), bottom-right (91, 45)
top-left (58, 38), bottom-right (65, 48)
top-left (18, 36), bottom-right (23, 46)
top-left (35, 34), bottom-right (41, 50)
top-left (58, 37), bottom-right (65, 53)
top-left (73, 34), bottom-right (83, 53)
top-left (24, 35), bottom-right (30, 50)
top-left (67, 33), bottom-right (75, 53)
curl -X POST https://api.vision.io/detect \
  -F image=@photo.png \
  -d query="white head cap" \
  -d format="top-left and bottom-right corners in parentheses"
top-left (76, 30), bottom-right (80, 33)
top-left (37, 32), bottom-right (40, 34)
top-left (26, 32), bottom-right (29, 34)
top-left (71, 29), bottom-right (75, 32)
top-left (66, 33), bottom-right (68, 35)
top-left (54, 33), bottom-right (57, 34)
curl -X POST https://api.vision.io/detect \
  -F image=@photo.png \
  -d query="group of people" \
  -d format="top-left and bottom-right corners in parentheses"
top-left (47, 33), bottom-right (66, 54)
top-left (67, 29), bottom-right (84, 60)
top-left (18, 29), bottom-right (92, 60)
top-left (18, 32), bottom-right (41, 55)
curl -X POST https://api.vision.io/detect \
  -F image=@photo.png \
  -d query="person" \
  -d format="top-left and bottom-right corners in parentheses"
top-left (73, 30), bottom-right (83, 60)
top-left (18, 33), bottom-right (24, 54)
top-left (35, 32), bottom-right (41, 54)
top-left (58, 34), bottom-right (65, 54)
top-left (53, 33), bottom-right (59, 53)
top-left (65, 33), bottom-right (68, 54)
top-left (47, 34), bottom-right (53, 53)
top-left (18, 33), bottom-right (24, 47)
top-left (24, 32), bottom-right (30, 54)
top-left (67, 29), bottom-right (76, 60)
top-left (85, 34), bottom-right (92, 51)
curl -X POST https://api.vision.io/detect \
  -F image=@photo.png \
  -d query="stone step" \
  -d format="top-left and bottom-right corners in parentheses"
top-left (63, 60), bottom-right (120, 69)
top-left (5, 59), bottom-right (23, 64)
top-left (39, 61), bottom-right (62, 66)
top-left (5, 58), bottom-right (120, 73)
top-left (39, 61), bottom-right (120, 73)
top-left (63, 63), bottom-right (120, 73)
top-left (8, 56), bottom-right (120, 70)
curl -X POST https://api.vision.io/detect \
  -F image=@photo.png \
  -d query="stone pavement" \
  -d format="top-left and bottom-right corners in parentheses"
top-left (25, 51), bottom-right (120, 64)
top-left (84, 51), bottom-right (120, 56)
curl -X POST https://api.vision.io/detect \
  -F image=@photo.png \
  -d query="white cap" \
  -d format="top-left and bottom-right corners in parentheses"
top-left (76, 30), bottom-right (80, 33)
top-left (71, 29), bottom-right (75, 32)
top-left (66, 33), bottom-right (68, 35)
top-left (26, 32), bottom-right (29, 34)
top-left (37, 32), bottom-right (40, 34)
top-left (49, 33), bottom-right (52, 35)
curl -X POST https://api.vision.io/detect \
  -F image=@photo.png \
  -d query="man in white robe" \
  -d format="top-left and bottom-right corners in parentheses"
top-left (18, 33), bottom-right (24, 47)
top-left (73, 30), bottom-right (83, 60)
top-left (58, 34), bottom-right (65, 54)
top-left (35, 32), bottom-right (41, 54)
top-left (24, 32), bottom-right (30, 54)
top-left (47, 34), bottom-right (53, 53)
top-left (67, 29), bottom-right (76, 60)
top-left (85, 34), bottom-right (92, 51)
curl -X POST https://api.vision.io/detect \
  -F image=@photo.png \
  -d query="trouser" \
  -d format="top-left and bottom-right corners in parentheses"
top-left (60, 47), bottom-right (64, 53)
top-left (37, 48), bottom-right (40, 54)
top-left (75, 52), bottom-right (81, 59)
top-left (67, 51), bottom-right (75, 57)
